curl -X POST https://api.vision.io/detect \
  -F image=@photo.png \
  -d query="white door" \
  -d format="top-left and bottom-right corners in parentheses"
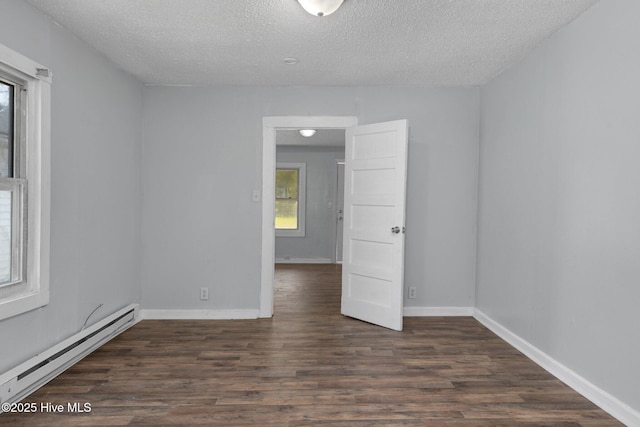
top-left (341, 120), bottom-right (408, 331)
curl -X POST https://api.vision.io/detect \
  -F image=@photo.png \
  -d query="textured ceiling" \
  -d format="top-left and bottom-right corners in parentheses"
top-left (26, 0), bottom-right (598, 86)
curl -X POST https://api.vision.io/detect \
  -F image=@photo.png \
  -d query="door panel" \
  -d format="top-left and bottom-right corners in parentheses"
top-left (341, 120), bottom-right (408, 331)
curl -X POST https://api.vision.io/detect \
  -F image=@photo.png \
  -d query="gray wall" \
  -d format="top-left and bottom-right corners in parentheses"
top-left (0, 0), bottom-right (143, 372)
top-left (141, 86), bottom-right (479, 310)
top-left (2, 0), bottom-right (635, 416)
top-left (275, 145), bottom-right (344, 262)
top-left (477, 0), bottom-right (640, 412)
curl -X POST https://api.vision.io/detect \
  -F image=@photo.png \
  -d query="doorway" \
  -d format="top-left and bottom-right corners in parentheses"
top-left (260, 117), bottom-right (358, 318)
top-left (262, 117), bottom-right (409, 331)
top-left (275, 131), bottom-right (345, 264)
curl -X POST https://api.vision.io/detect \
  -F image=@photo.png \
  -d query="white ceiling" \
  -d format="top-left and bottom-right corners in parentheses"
top-left (277, 129), bottom-right (345, 147)
top-left (26, 0), bottom-right (598, 86)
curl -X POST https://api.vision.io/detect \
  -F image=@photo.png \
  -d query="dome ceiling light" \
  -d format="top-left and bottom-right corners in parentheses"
top-left (297, 0), bottom-right (345, 17)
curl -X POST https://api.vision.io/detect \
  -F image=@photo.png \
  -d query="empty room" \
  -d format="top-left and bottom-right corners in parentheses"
top-left (0, 0), bottom-right (638, 425)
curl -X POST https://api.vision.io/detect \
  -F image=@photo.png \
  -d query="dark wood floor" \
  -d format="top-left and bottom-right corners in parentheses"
top-left (2, 264), bottom-right (621, 426)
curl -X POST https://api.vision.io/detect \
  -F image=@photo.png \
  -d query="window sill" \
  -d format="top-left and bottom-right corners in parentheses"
top-left (276, 229), bottom-right (306, 238)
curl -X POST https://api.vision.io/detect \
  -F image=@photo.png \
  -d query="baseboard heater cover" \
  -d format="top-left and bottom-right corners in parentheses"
top-left (0, 304), bottom-right (139, 408)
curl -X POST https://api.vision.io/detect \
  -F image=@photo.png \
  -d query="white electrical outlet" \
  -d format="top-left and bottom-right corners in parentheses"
top-left (408, 286), bottom-right (417, 299)
top-left (200, 287), bottom-right (209, 300)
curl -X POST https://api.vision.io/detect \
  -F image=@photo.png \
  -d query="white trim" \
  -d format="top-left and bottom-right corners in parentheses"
top-left (275, 258), bottom-right (333, 264)
top-left (403, 306), bottom-right (475, 317)
top-left (261, 116), bottom-right (358, 318)
top-left (0, 44), bottom-right (52, 83)
top-left (334, 159), bottom-right (345, 264)
top-left (473, 309), bottom-right (640, 427)
top-left (139, 309), bottom-right (260, 320)
top-left (0, 41), bottom-right (51, 321)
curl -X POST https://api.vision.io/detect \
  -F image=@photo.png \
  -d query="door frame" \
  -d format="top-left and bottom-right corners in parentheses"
top-left (334, 160), bottom-right (345, 264)
top-left (260, 116), bottom-right (358, 318)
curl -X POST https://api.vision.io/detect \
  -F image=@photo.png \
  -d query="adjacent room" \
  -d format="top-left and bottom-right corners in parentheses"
top-left (0, 0), bottom-right (638, 425)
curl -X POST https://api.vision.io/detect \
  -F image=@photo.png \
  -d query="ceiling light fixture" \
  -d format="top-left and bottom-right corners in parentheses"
top-left (282, 57), bottom-right (298, 65)
top-left (297, 0), bottom-right (344, 17)
top-left (299, 129), bottom-right (317, 137)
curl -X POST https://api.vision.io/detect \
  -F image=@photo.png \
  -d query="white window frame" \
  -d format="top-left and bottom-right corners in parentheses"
top-left (275, 162), bottom-right (306, 238)
top-left (0, 42), bottom-right (51, 321)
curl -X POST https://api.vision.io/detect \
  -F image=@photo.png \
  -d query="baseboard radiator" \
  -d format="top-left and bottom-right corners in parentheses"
top-left (0, 304), bottom-right (139, 407)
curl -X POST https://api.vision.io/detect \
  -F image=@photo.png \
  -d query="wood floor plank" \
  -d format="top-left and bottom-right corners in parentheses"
top-left (1, 264), bottom-right (623, 426)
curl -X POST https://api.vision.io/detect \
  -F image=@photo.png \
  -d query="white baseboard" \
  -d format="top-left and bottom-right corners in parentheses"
top-left (403, 306), bottom-right (474, 317)
top-left (473, 309), bottom-right (640, 427)
top-left (139, 309), bottom-right (260, 320)
top-left (275, 258), bottom-right (332, 264)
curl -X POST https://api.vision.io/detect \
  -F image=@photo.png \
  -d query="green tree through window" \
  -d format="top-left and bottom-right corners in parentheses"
top-left (275, 168), bottom-right (299, 229)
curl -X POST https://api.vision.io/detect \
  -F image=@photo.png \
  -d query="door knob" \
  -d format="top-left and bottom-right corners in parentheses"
top-left (391, 226), bottom-right (400, 234)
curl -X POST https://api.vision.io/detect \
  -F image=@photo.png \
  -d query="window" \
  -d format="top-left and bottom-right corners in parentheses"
top-left (275, 162), bottom-right (306, 237)
top-left (0, 42), bottom-right (51, 321)
top-left (0, 76), bottom-right (25, 287)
